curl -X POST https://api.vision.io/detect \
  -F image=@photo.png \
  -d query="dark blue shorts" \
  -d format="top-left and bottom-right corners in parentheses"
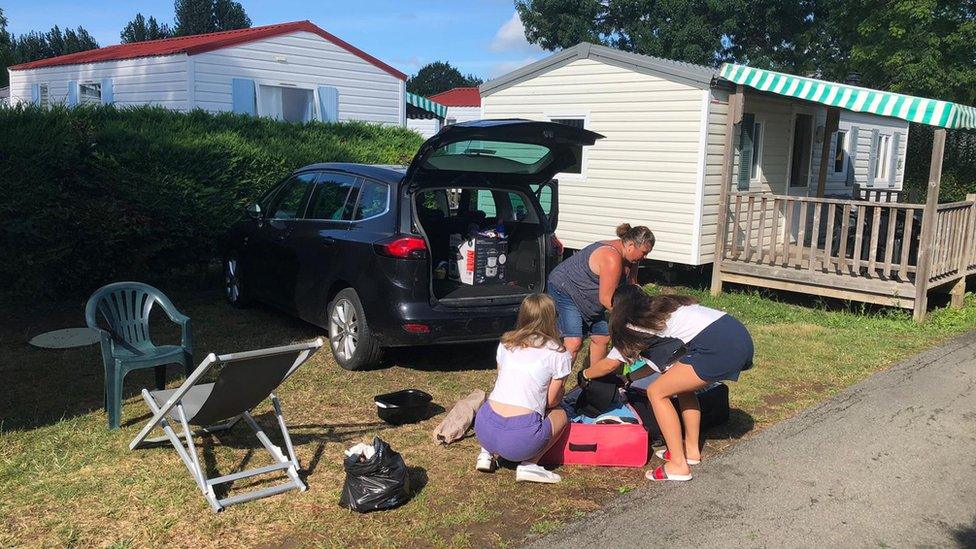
top-left (474, 402), bottom-right (553, 463)
top-left (548, 285), bottom-right (608, 339)
top-left (682, 315), bottom-right (754, 382)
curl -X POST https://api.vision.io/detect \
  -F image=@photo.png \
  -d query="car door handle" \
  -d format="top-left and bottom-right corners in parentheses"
top-left (322, 236), bottom-right (336, 245)
top-left (274, 235), bottom-right (287, 242)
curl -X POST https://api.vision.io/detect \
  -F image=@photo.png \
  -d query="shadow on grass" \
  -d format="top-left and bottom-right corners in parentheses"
top-left (0, 292), bottom-right (321, 431)
top-left (703, 409), bottom-right (755, 441)
top-left (377, 343), bottom-right (497, 372)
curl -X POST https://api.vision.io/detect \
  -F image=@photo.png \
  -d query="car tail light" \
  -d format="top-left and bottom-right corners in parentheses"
top-left (402, 323), bottom-right (430, 334)
top-left (550, 234), bottom-right (565, 258)
top-left (374, 236), bottom-right (428, 259)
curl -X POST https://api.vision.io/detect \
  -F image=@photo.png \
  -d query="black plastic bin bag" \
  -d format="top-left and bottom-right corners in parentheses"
top-left (339, 437), bottom-right (411, 513)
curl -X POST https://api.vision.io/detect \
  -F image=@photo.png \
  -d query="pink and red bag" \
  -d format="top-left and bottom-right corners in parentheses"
top-left (540, 403), bottom-right (649, 468)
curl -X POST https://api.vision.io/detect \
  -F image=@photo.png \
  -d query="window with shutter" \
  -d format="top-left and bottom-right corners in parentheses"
top-left (738, 113), bottom-right (756, 190)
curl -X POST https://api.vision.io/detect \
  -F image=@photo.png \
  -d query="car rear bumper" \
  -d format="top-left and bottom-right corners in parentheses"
top-left (369, 301), bottom-right (519, 347)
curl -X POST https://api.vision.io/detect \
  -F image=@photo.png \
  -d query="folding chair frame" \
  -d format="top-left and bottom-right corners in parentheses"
top-left (129, 339), bottom-right (322, 513)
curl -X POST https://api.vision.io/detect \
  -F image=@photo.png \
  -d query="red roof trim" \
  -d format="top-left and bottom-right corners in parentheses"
top-left (428, 87), bottom-right (481, 107)
top-left (9, 20), bottom-right (407, 80)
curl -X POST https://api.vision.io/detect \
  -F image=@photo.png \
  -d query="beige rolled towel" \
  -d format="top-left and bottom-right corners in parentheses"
top-left (432, 389), bottom-right (486, 444)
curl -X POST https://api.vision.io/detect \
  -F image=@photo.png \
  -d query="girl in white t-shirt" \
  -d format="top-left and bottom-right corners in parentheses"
top-left (581, 285), bottom-right (753, 483)
top-left (474, 293), bottom-right (571, 484)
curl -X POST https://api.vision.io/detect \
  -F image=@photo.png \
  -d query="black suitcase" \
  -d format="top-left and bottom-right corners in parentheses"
top-left (625, 382), bottom-right (730, 446)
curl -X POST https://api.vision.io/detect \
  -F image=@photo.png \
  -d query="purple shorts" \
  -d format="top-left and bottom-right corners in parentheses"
top-left (474, 401), bottom-right (553, 463)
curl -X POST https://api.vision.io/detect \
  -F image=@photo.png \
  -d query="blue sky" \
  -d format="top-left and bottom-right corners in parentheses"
top-left (3, 0), bottom-right (549, 79)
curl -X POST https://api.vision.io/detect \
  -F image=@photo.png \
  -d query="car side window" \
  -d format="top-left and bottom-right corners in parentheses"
top-left (354, 180), bottom-right (389, 220)
top-left (267, 173), bottom-right (317, 219)
top-left (470, 189), bottom-right (538, 223)
top-left (306, 173), bottom-right (359, 221)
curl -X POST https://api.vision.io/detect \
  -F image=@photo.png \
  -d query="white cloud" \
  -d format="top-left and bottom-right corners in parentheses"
top-left (490, 12), bottom-right (543, 54)
top-left (489, 56), bottom-right (545, 78)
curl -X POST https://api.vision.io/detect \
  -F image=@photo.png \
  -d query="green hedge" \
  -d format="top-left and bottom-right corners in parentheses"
top-left (0, 105), bottom-right (423, 299)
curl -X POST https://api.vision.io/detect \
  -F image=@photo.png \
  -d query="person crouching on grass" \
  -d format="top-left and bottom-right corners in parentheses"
top-left (580, 285), bottom-right (753, 482)
top-left (474, 293), bottom-right (570, 483)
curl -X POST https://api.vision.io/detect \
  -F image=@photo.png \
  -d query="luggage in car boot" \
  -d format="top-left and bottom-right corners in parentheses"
top-left (449, 234), bottom-right (508, 285)
top-left (539, 401), bottom-right (649, 468)
top-left (625, 382), bottom-right (730, 445)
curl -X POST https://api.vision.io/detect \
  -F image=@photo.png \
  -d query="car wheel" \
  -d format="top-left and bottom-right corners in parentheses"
top-left (224, 255), bottom-right (251, 308)
top-left (328, 288), bottom-right (383, 370)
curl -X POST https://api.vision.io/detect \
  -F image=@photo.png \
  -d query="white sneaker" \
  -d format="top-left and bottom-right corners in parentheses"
top-left (515, 462), bottom-right (561, 483)
top-left (476, 448), bottom-right (495, 472)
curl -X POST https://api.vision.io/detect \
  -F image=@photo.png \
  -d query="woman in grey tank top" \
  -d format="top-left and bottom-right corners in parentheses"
top-left (547, 223), bottom-right (655, 365)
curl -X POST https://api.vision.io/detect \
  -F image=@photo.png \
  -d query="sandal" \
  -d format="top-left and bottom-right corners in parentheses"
top-left (646, 464), bottom-right (693, 482)
top-left (654, 448), bottom-right (700, 465)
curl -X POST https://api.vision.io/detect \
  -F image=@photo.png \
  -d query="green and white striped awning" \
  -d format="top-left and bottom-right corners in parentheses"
top-left (406, 92), bottom-right (447, 118)
top-left (719, 63), bottom-right (976, 130)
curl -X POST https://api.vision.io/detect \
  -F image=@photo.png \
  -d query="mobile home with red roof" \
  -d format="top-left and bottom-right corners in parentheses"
top-left (429, 86), bottom-right (481, 125)
top-left (7, 21), bottom-right (407, 126)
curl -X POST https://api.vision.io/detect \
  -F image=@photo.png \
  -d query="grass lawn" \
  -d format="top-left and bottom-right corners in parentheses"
top-left (1, 285), bottom-right (974, 547)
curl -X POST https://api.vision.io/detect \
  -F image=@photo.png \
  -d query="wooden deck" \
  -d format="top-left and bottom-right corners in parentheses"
top-left (716, 191), bottom-right (976, 311)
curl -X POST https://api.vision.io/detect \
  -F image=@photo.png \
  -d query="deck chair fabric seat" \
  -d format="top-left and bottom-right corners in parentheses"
top-left (148, 385), bottom-right (215, 422)
top-left (130, 338), bottom-right (324, 512)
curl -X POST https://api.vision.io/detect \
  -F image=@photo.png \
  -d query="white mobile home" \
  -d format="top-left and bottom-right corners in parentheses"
top-left (7, 21), bottom-right (406, 125)
top-left (405, 93), bottom-right (447, 138)
top-left (480, 43), bottom-right (910, 265)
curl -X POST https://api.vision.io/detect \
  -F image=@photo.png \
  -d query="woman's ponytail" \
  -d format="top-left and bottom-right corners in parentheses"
top-left (616, 223), bottom-right (655, 249)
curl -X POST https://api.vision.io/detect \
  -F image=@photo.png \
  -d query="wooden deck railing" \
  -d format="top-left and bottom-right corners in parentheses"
top-left (724, 192), bottom-right (925, 284)
top-left (930, 197), bottom-right (976, 282)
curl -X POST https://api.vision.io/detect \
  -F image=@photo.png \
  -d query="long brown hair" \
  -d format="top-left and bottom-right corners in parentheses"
top-left (500, 293), bottom-right (565, 352)
top-left (609, 285), bottom-right (697, 359)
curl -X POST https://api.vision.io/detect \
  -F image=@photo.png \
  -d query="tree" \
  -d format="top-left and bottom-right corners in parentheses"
top-left (515, 0), bottom-right (976, 106)
top-left (213, 0), bottom-right (251, 32)
top-left (406, 61), bottom-right (484, 97)
top-left (515, 0), bottom-right (815, 71)
top-left (11, 25), bottom-right (99, 64)
top-left (0, 8), bottom-right (13, 87)
top-left (121, 13), bottom-right (174, 43)
top-left (812, 0), bottom-right (976, 105)
top-left (174, 0), bottom-right (251, 37)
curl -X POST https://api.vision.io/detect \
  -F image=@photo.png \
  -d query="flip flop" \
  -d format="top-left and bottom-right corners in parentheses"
top-left (646, 464), bottom-right (693, 482)
top-left (655, 448), bottom-right (701, 465)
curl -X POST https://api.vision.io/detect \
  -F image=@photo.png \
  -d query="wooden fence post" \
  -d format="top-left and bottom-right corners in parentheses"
top-left (913, 128), bottom-right (946, 322)
top-left (710, 86), bottom-right (743, 296)
top-left (950, 192), bottom-right (976, 309)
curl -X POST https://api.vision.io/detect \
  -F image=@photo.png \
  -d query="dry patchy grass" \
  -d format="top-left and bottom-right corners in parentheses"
top-left (1, 287), bottom-right (974, 547)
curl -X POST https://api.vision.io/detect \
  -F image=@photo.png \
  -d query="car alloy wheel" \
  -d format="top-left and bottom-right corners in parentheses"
top-left (329, 298), bottom-right (359, 361)
top-left (225, 258), bottom-right (241, 303)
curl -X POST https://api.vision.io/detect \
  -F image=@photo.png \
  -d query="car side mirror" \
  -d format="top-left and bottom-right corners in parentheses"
top-left (245, 203), bottom-right (262, 220)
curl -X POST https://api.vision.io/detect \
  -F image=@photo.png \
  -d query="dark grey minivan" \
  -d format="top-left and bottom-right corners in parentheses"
top-left (223, 119), bottom-right (603, 370)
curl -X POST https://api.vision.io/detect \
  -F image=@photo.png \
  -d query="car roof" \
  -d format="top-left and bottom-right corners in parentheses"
top-left (298, 162), bottom-right (406, 183)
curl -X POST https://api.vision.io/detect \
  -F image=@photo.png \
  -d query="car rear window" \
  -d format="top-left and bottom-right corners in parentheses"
top-left (423, 140), bottom-right (554, 174)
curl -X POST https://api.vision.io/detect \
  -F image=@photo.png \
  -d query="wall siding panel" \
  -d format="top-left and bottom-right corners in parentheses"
top-left (481, 58), bottom-right (706, 264)
top-left (191, 31), bottom-right (402, 124)
top-left (8, 55), bottom-right (189, 110)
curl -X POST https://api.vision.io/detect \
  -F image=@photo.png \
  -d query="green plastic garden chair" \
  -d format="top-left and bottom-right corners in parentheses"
top-left (86, 282), bottom-right (193, 429)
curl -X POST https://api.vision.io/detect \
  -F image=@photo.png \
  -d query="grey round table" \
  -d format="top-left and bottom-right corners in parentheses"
top-left (29, 327), bottom-right (100, 349)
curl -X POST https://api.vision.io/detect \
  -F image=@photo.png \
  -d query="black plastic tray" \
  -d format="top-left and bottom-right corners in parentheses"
top-left (374, 389), bottom-right (433, 425)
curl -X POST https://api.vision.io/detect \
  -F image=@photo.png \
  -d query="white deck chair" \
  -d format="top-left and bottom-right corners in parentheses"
top-left (129, 338), bottom-right (323, 512)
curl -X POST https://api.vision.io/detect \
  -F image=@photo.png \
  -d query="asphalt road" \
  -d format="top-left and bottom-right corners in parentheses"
top-left (529, 330), bottom-right (976, 548)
